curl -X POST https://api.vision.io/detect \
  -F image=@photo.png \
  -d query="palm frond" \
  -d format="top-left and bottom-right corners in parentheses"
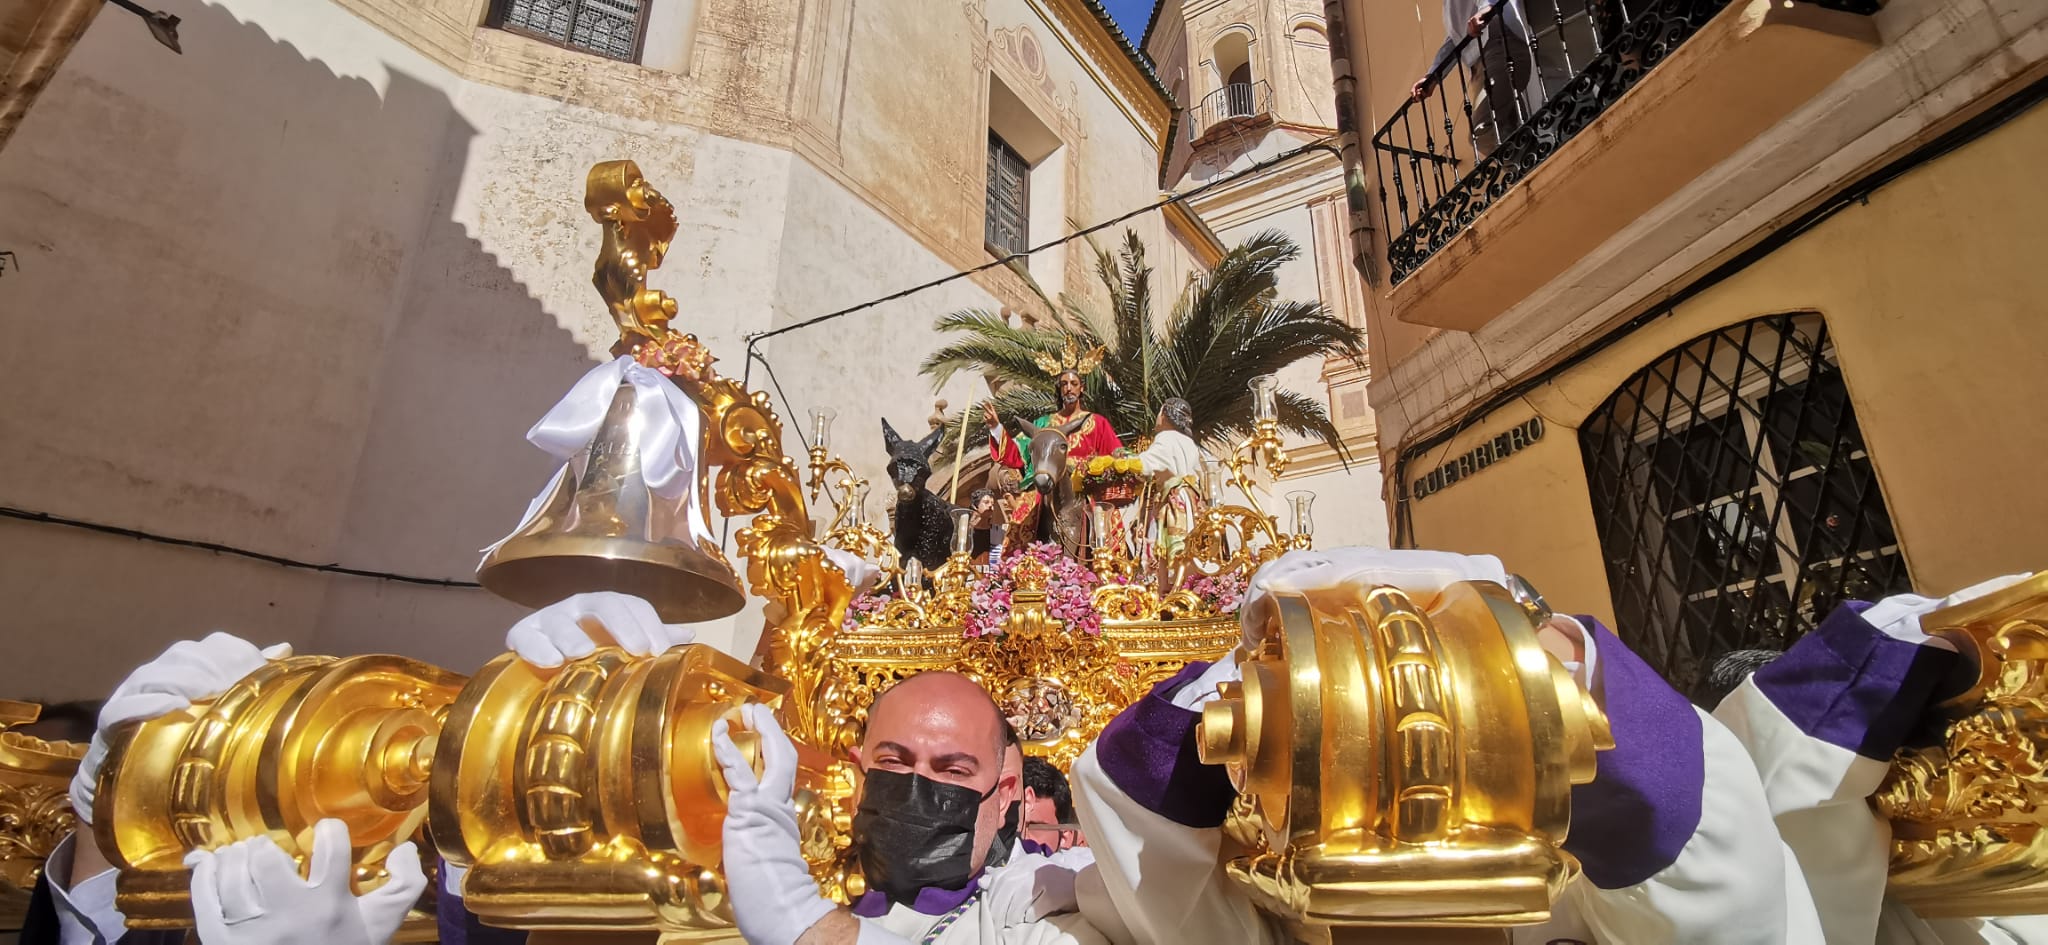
top-left (920, 228), bottom-right (1366, 470)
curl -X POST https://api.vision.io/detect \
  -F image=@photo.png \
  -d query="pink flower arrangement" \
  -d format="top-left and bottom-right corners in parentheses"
top-left (843, 589), bottom-right (893, 631)
top-left (1180, 570), bottom-right (1249, 615)
top-left (965, 542), bottom-right (1103, 638)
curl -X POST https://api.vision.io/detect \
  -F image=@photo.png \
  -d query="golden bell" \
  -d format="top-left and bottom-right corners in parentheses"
top-left (92, 655), bottom-right (467, 928)
top-left (1199, 579), bottom-right (1611, 927)
top-left (479, 380), bottom-right (746, 622)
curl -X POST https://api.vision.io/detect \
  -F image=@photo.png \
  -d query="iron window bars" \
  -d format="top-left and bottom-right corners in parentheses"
top-left (1370, 0), bottom-right (1879, 284)
top-left (492, 0), bottom-right (648, 63)
top-left (1578, 312), bottom-right (1910, 701)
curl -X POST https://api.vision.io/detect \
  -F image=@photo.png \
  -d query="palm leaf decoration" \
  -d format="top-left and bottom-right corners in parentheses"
top-left (922, 229), bottom-right (1366, 461)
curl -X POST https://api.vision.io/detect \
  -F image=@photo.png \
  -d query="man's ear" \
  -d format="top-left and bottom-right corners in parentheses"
top-left (847, 745), bottom-right (863, 768)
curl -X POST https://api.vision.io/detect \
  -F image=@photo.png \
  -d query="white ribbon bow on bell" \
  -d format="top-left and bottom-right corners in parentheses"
top-left (520, 355), bottom-right (714, 544)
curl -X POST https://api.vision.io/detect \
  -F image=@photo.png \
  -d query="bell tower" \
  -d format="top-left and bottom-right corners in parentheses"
top-left (1143, 0), bottom-right (1379, 532)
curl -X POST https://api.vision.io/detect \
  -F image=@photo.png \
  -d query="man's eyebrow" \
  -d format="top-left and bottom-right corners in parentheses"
top-left (870, 741), bottom-right (914, 758)
top-left (931, 751), bottom-right (982, 771)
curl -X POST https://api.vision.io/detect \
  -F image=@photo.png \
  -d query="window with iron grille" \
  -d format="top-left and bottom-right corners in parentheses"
top-left (491, 0), bottom-right (648, 63)
top-left (986, 131), bottom-right (1030, 257)
top-left (1578, 313), bottom-right (1911, 701)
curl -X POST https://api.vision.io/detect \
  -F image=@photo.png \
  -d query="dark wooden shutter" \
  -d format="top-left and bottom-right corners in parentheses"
top-left (985, 132), bottom-right (1030, 256)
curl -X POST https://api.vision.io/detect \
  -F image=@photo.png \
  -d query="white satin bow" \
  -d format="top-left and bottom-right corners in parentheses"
top-left (521, 355), bottom-right (714, 543)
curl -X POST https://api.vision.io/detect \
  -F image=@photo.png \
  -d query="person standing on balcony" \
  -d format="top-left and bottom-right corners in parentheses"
top-left (1411, 0), bottom-right (1575, 157)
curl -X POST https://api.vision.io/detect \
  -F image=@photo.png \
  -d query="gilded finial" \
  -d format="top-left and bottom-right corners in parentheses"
top-left (586, 160), bottom-right (680, 343)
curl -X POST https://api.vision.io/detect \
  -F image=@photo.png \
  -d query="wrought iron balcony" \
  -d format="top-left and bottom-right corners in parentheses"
top-left (1192, 81), bottom-right (1272, 140)
top-left (1372, 0), bottom-right (1879, 285)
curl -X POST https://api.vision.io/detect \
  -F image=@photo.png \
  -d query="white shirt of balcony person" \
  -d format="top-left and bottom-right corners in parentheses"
top-left (1411, 0), bottom-right (1573, 156)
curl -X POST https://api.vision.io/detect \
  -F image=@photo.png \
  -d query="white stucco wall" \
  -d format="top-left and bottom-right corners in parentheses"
top-left (0, 0), bottom-right (969, 694)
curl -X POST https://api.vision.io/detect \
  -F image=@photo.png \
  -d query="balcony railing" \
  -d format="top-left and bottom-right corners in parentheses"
top-left (1192, 81), bottom-right (1272, 139)
top-left (1371, 0), bottom-right (1878, 284)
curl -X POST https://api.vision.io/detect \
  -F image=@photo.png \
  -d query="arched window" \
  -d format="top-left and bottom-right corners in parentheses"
top-left (1289, 19), bottom-right (1334, 125)
top-left (1577, 313), bottom-right (1911, 700)
top-left (1213, 31), bottom-right (1252, 89)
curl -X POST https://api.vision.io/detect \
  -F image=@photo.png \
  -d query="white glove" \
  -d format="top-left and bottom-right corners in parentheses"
top-left (505, 591), bottom-right (697, 668)
top-left (1239, 548), bottom-right (1509, 648)
top-left (981, 853), bottom-right (1080, 926)
top-left (712, 703), bottom-right (835, 945)
top-left (1169, 650), bottom-right (1242, 711)
top-left (71, 632), bottom-right (291, 826)
top-left (1861, 573), bottom-right (2033, 652)
top-left (823, 546), bottom-right (883, 595)
top-left (184, 818), bottom-right (426, 945)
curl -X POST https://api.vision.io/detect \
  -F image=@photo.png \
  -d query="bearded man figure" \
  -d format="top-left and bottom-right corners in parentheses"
top-left (983, 339), bottom-right (1123, 550)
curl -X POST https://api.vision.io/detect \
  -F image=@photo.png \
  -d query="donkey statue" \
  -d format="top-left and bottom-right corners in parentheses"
top-left (881, 418), bottom-right (958, 572)
top-left (1011, 416), bottom-right (1090, 560)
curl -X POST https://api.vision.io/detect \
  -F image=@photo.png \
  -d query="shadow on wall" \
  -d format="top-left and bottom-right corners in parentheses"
top-left (0, 0), bottom-right (595, 699)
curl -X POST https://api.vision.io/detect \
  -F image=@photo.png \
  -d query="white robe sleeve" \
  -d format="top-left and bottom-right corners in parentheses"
top-left (1709, 600), bottom-right (2048, 945)
top-left (1540, 618), bottom-right (1823, 945)
top-left (1068, 661), bottom-right (1286, 945)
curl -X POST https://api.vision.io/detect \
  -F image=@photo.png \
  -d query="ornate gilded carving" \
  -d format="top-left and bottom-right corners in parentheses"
top-left (1198, 580), bottom-right (1610, 926)
top-left (1877, 573), bottom-right (2048, 917)
top-left (0, 701), bottom-right (86, 928)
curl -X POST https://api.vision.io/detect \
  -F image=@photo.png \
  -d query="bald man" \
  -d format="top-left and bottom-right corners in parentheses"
top-left (711, 673), bottom-right (1103, 945)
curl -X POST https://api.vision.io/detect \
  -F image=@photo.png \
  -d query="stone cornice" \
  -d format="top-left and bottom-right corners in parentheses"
top-left (1033, 0), bottom-right (1173, 147)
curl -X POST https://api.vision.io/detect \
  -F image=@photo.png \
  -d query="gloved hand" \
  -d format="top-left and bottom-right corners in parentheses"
top-left (823, 546), bottom-right (883, 595)
top-left (1239, 548), bottom-right (1509, 649)
top-left (1862, 573), bottom-right (2035, 651)
top-left (712, 703), bottom-right (836, 945)
top-left (505, 591), bottom-right (697, 668)
top-left (185, 818), bottom-right (426, 945)
top-left (980, 853), bottom-right (1080, 926)
top-left (71, 632), bottom-right (291, 825)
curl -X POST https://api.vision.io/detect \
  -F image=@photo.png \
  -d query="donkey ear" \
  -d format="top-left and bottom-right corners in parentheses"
top-left (881, 418), bottom-right (903, 453)
top-left (916, 424), bottom-right (947, 459)
top-left (1012, 420), bottom-right (1037, 442)
top-left (1058, 416), bottom-right (1087, 438)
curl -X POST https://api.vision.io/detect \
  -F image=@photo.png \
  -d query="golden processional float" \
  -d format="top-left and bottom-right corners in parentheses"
top-left (0, 162), bottom-right (2043, 942)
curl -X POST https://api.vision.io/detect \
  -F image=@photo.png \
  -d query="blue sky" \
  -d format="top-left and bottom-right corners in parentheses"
top-left (1101, 0), bottom-right (1156, 46)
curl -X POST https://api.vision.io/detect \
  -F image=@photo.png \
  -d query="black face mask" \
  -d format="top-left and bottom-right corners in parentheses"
top-left (986, 799), bottom-right (1019, 870)
top-left (854, 769), bottom-right (1000, 903)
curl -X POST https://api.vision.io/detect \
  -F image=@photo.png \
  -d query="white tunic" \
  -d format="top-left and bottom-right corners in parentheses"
top-left (1134, 430), bottom-right (1202, 483)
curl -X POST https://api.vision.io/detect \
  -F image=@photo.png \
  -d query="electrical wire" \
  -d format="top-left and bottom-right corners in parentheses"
top-left (0, 505), bottom-right (485, 588)
top-left (744, 137), bottom-right (1340, 347)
